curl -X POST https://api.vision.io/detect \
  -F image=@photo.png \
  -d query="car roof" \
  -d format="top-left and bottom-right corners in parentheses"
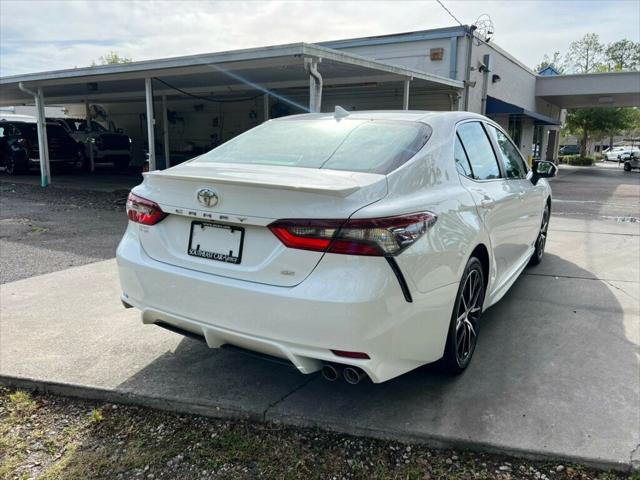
top-left (273, 109), bottom-right (489, 124)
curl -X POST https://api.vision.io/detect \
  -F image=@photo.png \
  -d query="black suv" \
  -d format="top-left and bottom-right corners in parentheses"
top-left (0, 120), bottom-right (85, 174)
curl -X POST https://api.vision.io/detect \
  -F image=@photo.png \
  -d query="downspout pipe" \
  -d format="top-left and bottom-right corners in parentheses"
top-left (304, 58), bottom-right (323, 113)
top-left (18, 82), bottom-right (50, 187)
top-left (462, 25), bottom-right (477, 112)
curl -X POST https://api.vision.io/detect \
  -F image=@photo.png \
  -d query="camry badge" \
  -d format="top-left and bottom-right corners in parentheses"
top-left (197, 188), bottom-right (219, 208)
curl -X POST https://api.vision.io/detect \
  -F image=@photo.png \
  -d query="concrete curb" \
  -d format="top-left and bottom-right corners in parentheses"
top-left (1, 374), bottom-right (633, 473)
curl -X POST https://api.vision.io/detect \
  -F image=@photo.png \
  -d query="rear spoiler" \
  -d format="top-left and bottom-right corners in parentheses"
top-left (144, 164), bottom-right (385, 198)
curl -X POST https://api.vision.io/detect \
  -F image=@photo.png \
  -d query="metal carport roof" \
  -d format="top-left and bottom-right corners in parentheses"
top-left (0, 43), bottom-right (462, 106)
top-left (0, 42), bottom-right (463, 187)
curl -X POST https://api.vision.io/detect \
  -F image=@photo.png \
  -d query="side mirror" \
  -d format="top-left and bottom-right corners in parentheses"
top-left (531, 160), bottom-right (557, 185)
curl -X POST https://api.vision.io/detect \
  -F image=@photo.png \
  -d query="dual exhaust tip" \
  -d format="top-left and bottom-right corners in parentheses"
top-left (321, 363), bottom-right (367, 385)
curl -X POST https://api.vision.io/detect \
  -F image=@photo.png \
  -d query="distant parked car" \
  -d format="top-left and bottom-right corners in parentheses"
top-left (603, 146), bottom-right (638, 162)
top-left (559, 145), bottom-right (580, 156)
top-left (618, 147), bottom-right (640, 162)
top-left (0, 120), bottom-right (85, 175)
top-left (54, 119), bottom-right (132, 170)
top-left (623, 152), bottom-right (640, 172)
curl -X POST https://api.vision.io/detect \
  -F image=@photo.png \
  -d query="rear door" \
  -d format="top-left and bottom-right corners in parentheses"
top-left (485, 123), bottom-right (544, 251)
top-left (455, 121), bottom-right (528, 290)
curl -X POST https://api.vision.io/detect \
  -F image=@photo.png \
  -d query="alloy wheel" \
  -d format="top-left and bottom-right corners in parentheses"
top-left (455, 268), bottom-right (483, 365)
top-left (536, 207), bottom-right (549, 261)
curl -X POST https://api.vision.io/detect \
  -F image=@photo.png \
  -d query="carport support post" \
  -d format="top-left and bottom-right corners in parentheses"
top-left (402, 78), bottom-right (411, 110)
top-left (85, 101), bottom-right (95, 173)
top-left (304, 58), bottom-right (322, 113)
top-left (145, 78), bottom-right (156, 171)
top-left (263, 93), bottom-right (270, 121)
top-left (35, 88), bottom-right (50, 187)
top-left (162, 95), bottom-right (170, 168)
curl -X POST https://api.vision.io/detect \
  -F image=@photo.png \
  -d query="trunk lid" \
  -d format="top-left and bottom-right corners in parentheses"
top-left (135, 161), bottom-right (387, 286)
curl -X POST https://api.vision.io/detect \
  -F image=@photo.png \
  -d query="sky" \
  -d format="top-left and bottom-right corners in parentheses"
top-left (0, 0), bottom-right (638, 77)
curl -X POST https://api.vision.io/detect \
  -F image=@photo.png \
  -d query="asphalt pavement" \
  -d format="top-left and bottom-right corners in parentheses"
top-left (0, 163), bottom-right (638, 470)
top-left (0, 174), bottom-right (130, 283)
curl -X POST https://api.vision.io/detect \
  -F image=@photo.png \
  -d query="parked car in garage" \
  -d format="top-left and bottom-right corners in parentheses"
top-left (559, 144), bottom-right (580, 156)
top-left (54, 119), bottom-right (132, 170)
top-left (0, 120), bottom-right (85, 174)
top-left (117, 109), bottom-right (556, 384)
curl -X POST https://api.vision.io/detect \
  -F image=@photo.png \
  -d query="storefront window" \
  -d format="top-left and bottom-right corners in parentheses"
top-left (532, 125), bottom-right (544, 160)
top-left (508, 115), bottom-right (522, 147)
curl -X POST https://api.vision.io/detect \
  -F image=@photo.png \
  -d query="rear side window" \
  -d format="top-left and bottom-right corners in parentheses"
top-left (196, 118), bottom-right (431, 175)
top-left (456, 122), bottom-right (501, 180)
top-left (486, 125), bottom-right (528, 179)
top-left (454, 135), bottom-right (473, 177)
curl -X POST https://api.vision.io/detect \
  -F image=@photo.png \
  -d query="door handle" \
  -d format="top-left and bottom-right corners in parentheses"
top-left (480, 199), bottom-right (495, 210)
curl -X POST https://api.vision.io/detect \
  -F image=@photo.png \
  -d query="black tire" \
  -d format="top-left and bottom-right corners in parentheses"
top-left (442, 256), bottom-right (485, 374)
top-left (5, 151), bottom-right (27, 175)
top-left (74, 151), bottom-right (89, 172)
top-left (529, 203), bottom-right (550, 266)
top-left (624, 162), bottom-right (632, 172)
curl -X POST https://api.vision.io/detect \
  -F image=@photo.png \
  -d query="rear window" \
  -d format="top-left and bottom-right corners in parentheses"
top-left (195, 118), bottom-right (431, 174)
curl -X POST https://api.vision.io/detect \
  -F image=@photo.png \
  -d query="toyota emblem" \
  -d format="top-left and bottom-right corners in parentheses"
top-left (197, 188), bottom-right (219, 208)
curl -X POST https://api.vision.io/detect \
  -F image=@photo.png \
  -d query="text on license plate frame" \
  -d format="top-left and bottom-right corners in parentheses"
top-left (187, 221), bottom-right (245, 264)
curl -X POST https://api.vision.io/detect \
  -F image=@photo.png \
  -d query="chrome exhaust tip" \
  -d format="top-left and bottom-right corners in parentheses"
top-left (321, 364), bottom-right (341, 381)
top-left (343, 366), bottom-right (366, 385)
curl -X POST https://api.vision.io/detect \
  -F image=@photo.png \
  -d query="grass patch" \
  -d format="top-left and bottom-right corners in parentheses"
top-left (0, 387), bottom-right (634, 480)
top-left (559, 155), bottom-right (596, 166)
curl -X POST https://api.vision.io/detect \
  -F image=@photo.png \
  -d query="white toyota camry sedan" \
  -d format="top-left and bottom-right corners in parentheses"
top-left (117, 109), bottom-right (557, 384)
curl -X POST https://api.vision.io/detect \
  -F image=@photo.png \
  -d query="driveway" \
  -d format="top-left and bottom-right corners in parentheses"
top-left (1, 164), bottom-right (638, 470)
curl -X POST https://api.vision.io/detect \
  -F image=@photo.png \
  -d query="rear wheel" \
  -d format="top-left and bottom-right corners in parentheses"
top-left (74, 151), bottom-right (88, 172)
top-left (529, 203), bottom-right (550, 266)
top-left (5, 151), bottom-right (27, 175)
top-left (442, 257), bottom-right (485, 373)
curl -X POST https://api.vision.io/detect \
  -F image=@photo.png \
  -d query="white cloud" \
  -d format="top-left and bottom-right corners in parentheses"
top-left (1, 0), bottom-right (638, 76)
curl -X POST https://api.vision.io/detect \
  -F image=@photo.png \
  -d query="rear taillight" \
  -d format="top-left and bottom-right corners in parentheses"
top-left (269, 212), bottom-right (436, 257)
top-left (126, 192), bottom-right (167, 225)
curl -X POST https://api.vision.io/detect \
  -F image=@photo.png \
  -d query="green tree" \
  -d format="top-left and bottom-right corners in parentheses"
top-left (604, 39), bottom-right (640, 71)
top-left (534, 51), bottom-right (564, 73)
top-left (564, 107), bottom-right (638, 156)
top-left (91, 51), bottom-right (132, 66)
top-left (566, 33), bottom-right (604, 73)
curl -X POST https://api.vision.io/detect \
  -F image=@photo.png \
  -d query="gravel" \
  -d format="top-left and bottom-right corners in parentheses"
top-left (0, 181), bottom-right (128, 283)
top-left (1, 387), bottom-right (635, 480)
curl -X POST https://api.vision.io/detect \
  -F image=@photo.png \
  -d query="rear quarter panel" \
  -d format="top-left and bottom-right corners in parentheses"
top-left (351, 118), bottom-right (487, 295)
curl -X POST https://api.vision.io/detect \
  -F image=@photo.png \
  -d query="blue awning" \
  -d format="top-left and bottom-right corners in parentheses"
top-left (486, 96), bottom-right (560, 125)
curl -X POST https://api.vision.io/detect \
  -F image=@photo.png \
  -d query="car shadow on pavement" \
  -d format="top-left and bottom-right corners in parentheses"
top-left (115, 253), bottom-right (639, 465)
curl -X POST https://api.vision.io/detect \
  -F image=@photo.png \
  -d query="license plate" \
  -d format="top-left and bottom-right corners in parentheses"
top-left (187, 221), bottom-right (244, 264)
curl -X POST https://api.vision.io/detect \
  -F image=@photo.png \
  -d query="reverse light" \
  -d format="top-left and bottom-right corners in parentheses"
top-left (126, 192), bottom-right (167, 225)
top-left (269, 212), bottom-right (436, 257)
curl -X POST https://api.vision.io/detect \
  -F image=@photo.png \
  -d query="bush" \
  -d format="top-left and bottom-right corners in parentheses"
top-left (560, 155), bottom-right (596, 166)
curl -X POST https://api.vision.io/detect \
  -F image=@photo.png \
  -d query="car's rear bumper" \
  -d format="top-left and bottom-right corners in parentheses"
top-left (29, 156), bottom-right (78, 165)
top-left (116, 224), bottom-right (458, 383)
